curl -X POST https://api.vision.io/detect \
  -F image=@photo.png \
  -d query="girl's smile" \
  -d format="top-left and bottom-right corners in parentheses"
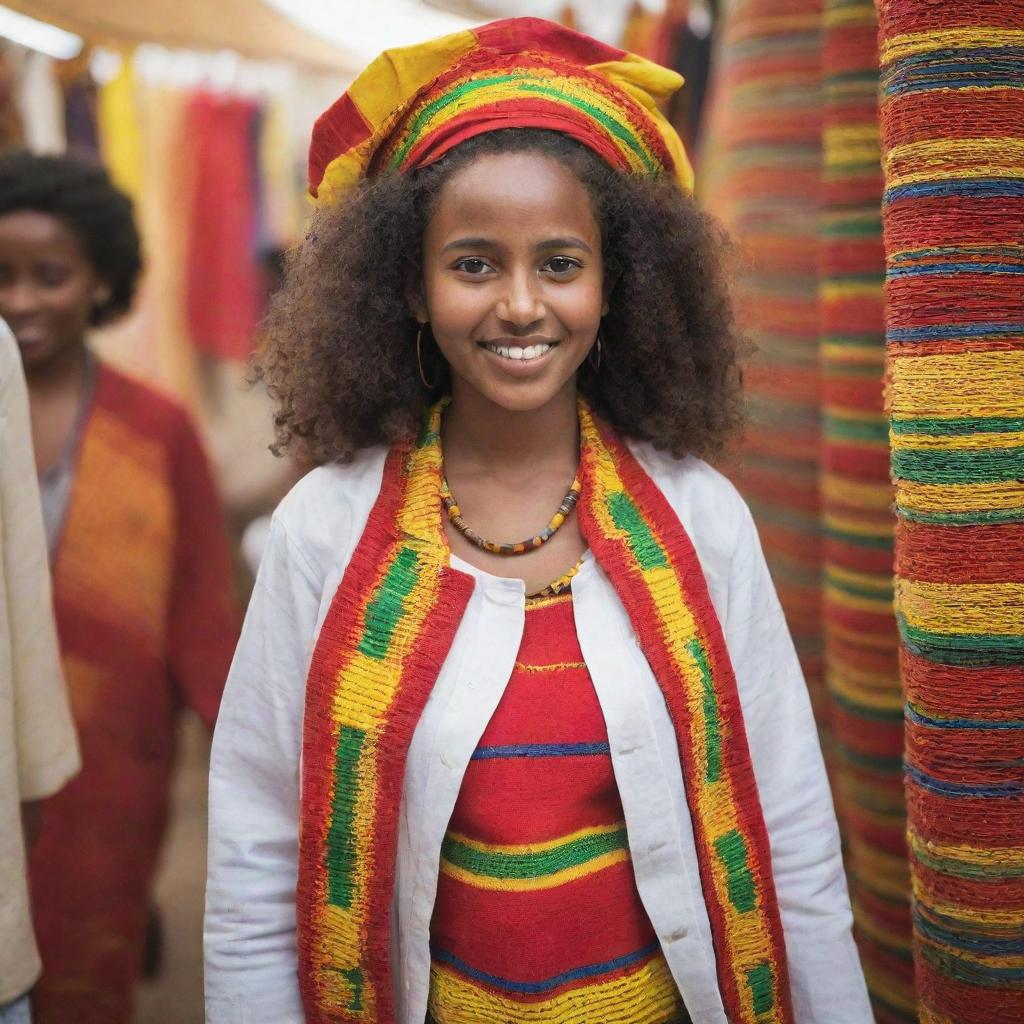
top-left (415, 150), bottom-right (606, 413)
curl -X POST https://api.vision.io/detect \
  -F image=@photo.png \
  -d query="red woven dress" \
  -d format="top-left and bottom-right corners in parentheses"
top-left (427, 572), bottom-right (690, 1023)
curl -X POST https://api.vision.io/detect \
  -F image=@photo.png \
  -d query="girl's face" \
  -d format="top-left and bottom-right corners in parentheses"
top-left (416, 151), bottom-right (606, 413)
top-left (0, 210), bottom-right (100, 373)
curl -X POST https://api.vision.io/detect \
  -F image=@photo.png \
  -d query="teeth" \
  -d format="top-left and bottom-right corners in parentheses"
top-left (485, 343), bottom-right (553, 361)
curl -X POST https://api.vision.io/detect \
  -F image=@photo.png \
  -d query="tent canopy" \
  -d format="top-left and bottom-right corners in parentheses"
top-left (3, 0), bottom-right (357, 71)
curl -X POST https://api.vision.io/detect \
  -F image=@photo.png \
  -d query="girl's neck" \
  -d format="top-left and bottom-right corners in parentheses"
top-left (442, 379), bottom-right (579, 481)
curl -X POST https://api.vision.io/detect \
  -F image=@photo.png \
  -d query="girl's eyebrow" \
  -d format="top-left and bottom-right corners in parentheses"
top-left (441, 235), bottom-right (593, 254)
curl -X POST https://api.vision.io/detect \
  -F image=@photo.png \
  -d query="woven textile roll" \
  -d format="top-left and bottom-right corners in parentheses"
top-left (878, 1), bottom-right (1024, 1021)
top-left (698, 0), bottom-right (826, 707)
top-left (820, 1), bottom-right (912, 1020)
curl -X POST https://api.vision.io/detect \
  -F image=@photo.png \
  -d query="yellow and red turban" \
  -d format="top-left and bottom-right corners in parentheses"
top-left (309, 16), bottom-right (693, 205)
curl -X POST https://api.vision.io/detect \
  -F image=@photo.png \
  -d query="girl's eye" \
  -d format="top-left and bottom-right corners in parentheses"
top-left (453, 257), bottom-right (492, 275)
top-left (38, 264), bottom-right (72, 287)
top-left (544, 256), bottom-right (582, 276)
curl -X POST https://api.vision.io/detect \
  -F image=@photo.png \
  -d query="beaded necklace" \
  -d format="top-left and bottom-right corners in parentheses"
top-left (440, 474), bottom-right (581, 556)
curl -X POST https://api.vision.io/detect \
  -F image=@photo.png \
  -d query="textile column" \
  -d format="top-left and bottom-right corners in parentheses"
top-left (698, 0), bottom-right (827, 709)
top-left (820, 1), bottom-right (912, 1020)
top-left (878, 2), bottom-right (1024, 1021)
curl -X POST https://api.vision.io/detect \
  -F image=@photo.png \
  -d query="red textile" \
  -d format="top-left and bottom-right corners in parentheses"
top-left (428, 592), bottom-right (685, 1020)
top-left (29, 363), bottom-right (238, 1023)
top-left (184, 92), bottom-right (263, 361)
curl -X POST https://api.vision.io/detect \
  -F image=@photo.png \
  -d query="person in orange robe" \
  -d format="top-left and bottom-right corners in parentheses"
top-left (0, 150), bottom-right (239, 1022)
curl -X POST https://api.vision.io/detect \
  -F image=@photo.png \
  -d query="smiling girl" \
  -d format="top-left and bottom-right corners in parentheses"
top-left (204, 18), bottom-right (871, 1024)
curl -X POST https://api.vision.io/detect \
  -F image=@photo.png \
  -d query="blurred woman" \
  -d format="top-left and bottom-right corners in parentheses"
top-left (0, 150), bottom-right (238, 1024)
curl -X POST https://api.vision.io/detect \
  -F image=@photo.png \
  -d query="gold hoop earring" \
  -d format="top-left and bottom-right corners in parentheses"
top-left (589, 328), bottom-right (604, 373)
top-left (416, 323), bottom-right (437, 389)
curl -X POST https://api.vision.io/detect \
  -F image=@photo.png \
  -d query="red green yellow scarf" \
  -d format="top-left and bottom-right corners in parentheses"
top-left (297, 400), bottom-right (794, 1023)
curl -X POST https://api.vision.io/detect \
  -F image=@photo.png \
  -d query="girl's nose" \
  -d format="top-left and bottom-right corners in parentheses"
top-left (496, 269), bottom-right (544, 328)
top-left (0, 279), bottom-right (41, 315)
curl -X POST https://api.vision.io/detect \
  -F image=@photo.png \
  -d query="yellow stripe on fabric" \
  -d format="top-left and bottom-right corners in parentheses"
top-left (821, 283), bottom-right (884, 302)
top-left (514, 659), bottom-right (587, 672)
top-left (399, 71), bottom-right (656, 176)
top-left (896, 480), bottom-right (1024, 513)
top-left (427, 955), bottom-right (680, 1024)
top-left (909, 831), bottom-right (1024, 871)
top-left (897, 580), bottom-right (1024, 636)
top-left (580, 405), bottom-right (780, 1024)
top-left (881, 27), bottom-right (1024, 63)
top-left (447, 822), bottom-right (623, 856)
top-left (916, 891), bottom-right (1024, 930)
top-left (825, 585), bottom-right (893, 616)
top-left (891, 431), bottom-right (1024, 451)
top-left (823, 476), bottom-right (894, 510)
top-left (823, 124), bottom-right (881, 168)
top-left (823, 2), bottom-right (877, 28)
top-left (889, 352), bottom-right (1024, 418)
top-left (829, 674), bottom-right (904, 715)
top-left (440, 848), bottom-right (630, 892)
top-left (825, 513), bottom-right (895, 539)
top-left (822, 345), bottom-right (886, 366)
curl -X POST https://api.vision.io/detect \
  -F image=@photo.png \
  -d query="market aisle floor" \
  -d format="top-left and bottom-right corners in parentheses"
top-left (135, 714), bottom-right (209, 1024)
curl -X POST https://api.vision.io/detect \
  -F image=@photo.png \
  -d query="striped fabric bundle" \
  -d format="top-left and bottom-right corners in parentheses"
top-left (697, 0), bottom-right (827, 708)
top-left (878, 1), bottom-right (1024, 1021)
top-left (819, 1), bottom-right (911, 1019)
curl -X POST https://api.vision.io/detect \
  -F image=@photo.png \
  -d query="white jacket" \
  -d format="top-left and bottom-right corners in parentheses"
top-left (204, 442), bottom-right (872, 1024)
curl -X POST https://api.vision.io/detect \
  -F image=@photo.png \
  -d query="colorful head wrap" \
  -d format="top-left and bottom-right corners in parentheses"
top-left (308, 17), bottom-right (693, 205)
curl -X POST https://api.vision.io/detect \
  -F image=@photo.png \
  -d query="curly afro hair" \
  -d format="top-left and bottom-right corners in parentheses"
top-left (0, 149), bottom-right (141, 325)
top-left (258, 129), bottom-right (746, 464)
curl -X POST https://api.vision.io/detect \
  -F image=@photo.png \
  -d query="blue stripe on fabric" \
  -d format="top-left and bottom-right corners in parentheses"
top-left (915, 912), bottom-right (1024, 958)
top-left (887, 321), bottom-right (1024, 341)
top-left (888, 262), bottom-right (1024, 277)
top-left (885, 76), bottom-right (1024, 96)
top-left (471, 742), bottom-right (611, 761)
top-left (886, 180), bottom-right (1024, 202)
top-left (906, 764), bottom-right (1024, 798)
top-left (906, 705), bottom-right (1024, 730)
top-left (430, 940), bottom-right (661, 995)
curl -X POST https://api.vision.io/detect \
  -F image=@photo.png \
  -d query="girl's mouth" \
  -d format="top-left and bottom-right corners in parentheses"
top-left (479, 341), bottom-right (556, 362)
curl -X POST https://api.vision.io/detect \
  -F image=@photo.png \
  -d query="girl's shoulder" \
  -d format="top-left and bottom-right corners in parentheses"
top-left (627, 440), bottom-right (758, 576)
top-left (270, 446), bottom-right (389, 583)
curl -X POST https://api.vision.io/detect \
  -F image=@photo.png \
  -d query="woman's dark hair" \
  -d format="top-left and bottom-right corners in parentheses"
top-left (0, 149), bottom-right (142, 325)
top-left (259, 129), bottom-right (745, 463)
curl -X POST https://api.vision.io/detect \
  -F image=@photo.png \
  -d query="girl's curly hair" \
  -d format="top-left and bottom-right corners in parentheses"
top-left (258, 129), bottom-right (745, 464)
top-left (0, 149), bottom-right (141, 325)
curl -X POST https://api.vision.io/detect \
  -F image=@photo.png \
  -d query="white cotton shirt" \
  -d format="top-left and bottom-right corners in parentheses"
top-left (0, 321), bottom-right (80, 1003)
top-left (204, 443), bottom-right (873, 1024)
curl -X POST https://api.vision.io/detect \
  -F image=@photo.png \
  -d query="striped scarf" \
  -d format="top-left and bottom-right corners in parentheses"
top-left (297, 399), bottom-right (794, 1023)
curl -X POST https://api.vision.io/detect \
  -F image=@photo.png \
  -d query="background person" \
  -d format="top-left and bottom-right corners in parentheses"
top-left (0, 150), bottom-right (238, 1024)
top-left (0, 318), bottom-right (79, 1024)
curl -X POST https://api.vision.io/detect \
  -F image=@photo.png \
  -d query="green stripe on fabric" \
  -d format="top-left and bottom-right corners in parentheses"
top-left (689, 639), bottom-right (722, 783)
top-left (608, 491), bottom-right (668, 569)
top-left (898, 616), bottom-right (1024, 666)
top-left (824, 571), bottom-right (894, 601)
top-left (825, 416), bottom-right (890, 442)
top-left (714, 830), bottom-right (757, 913)
top-left (891, 447), bottom-right (1024, 484)
top-left (891, 416), bottom-right (1024, 436)
top-left (358, 546), bottom-right (420, 660)
top-left (441, 825), bottom-right (628, 880)
top-left (897, 506), bottom-right (1024, 526)
top-left (824, 525), bottom-right (893, 549)
top-left (391, 73), bottom-right (656, 173)
top-left (342, 968), bottom-right (364, 1012)
top-left (746, 962), bottom-right (776, 1017)
top-left (912, 845), bottom-right (1024, 880)
top-left (830, 689), bottom-right (904, 723)
top-left (327, 726), bottom-right (366, 908)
